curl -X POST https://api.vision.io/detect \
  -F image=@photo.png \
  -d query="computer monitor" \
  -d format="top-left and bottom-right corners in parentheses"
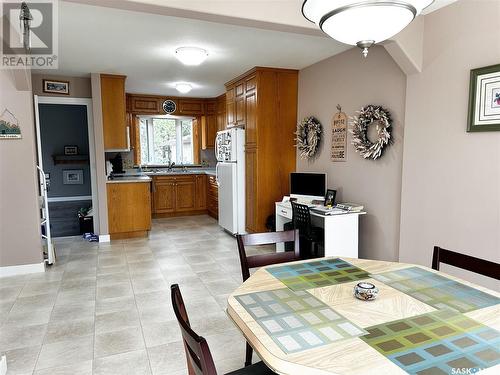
top-left (290, 173), bottom-right (326, 201)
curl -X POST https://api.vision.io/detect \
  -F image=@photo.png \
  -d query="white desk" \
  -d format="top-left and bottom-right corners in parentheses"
top-left (275, 201), bottom-right (365, 258)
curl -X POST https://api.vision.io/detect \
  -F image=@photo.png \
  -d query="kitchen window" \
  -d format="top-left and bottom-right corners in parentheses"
top-left (139, 117), bottom-right (194, 165)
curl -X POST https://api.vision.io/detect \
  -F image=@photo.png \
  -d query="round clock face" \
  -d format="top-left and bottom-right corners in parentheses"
top-left (162, 99), bottom-right (176, 114)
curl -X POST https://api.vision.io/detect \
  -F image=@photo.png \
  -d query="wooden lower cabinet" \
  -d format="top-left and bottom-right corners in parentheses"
top-left (175, 179), bottom-right (196, 212)
top-left (245, 147), bottom-right (258, 232)
top-left (153, 181), bottom-right (175, 214)
top-left (152, 174), bottom-right (207, 217)
top-left (107, 182), bottom-right (151, 239)
top-left (195, 175), bottom-right (207, 210)
top-left (207, 175), bottom-right (218, 219)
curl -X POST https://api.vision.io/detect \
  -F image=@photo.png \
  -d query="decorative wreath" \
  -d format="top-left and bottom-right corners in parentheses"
top-left (350, 105), bottom-right (392, 160)
top-left (296, 116), bottom-right (322, 159)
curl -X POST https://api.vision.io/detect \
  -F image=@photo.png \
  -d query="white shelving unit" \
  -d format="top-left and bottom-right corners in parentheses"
top-left (37, 165), bottom-right (55, 265)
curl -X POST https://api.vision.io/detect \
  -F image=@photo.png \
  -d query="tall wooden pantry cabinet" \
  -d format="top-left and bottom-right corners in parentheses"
top-left (225, 67), bottom-right (298, 233)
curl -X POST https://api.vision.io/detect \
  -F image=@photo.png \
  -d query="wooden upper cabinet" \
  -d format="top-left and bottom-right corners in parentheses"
top-left (178, 99), bottom-right (204, 115)
top-left (205, 100), bottom-right (216, 115)
top-left (201, 115), bottom-right (217, 150)
top-left (216, 93), bottom-right (226, 132)
top-left (226, 87), bottom-right (236, 128)
top-left (101, 74), bottom-right (128, 150)
top-left (245, 75), bottom-right (257, 92)
top-left (235, 95), bottom-right (245, 127)
top-left (226, 78), bottom-right (250, 128)
top-left (128, 94), bottom-right (162, 114)
top-left (245, 91), bottom-right (257, 145)
top-left (235, 83), bottom-right (245, 97)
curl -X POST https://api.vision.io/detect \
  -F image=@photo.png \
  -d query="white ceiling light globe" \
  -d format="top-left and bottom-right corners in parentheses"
top-left (175, 83), bottom-right (193, 94)
top-left (175, 47), bottom-right (208, 66)
top-left (302, 0), bottom-right (434, 56)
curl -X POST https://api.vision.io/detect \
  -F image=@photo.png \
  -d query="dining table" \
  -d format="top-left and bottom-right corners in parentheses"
top-left (226, 257), bottom-right (500, 375)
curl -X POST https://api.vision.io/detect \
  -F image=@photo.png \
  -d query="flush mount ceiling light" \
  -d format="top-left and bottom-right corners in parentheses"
top-left (175, 47), bottom-right (208, 66)
top-left (175, 83), bottom-right (193, 94)
top-left (302, 0), bottom-right (434, 57)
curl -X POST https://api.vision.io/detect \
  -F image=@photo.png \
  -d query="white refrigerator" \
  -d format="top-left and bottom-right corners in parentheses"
top-left (215, 128), bottom-right (245, 234)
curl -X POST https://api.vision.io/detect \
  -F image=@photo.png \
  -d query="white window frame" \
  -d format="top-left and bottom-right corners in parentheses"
top-left (140, 116), bottom-right (194, 166)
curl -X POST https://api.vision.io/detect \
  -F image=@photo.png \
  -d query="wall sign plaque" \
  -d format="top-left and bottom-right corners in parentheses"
top-left (331, 105), bottom-right (347, 162)
top-left (0, 108), bottom-right (22, 139)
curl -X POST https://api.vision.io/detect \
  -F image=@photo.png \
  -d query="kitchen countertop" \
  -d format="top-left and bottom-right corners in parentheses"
top-left (106, 175), bottom-right (152, 184)
top-left (107, 168), bottom-right (216, 183)
top-left (142, 169), bottom-right (216, 176)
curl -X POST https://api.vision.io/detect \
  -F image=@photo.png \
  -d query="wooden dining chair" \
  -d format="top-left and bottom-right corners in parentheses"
top-left (236, 230), bottom-right (300, 366)
top-left (432, 246), bottom-right (500, 280)
top-left (171, 284), bottom-right (276, 375)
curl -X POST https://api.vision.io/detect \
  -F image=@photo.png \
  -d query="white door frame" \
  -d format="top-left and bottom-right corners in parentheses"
top-left (34, 96), bottom-right (100, 234)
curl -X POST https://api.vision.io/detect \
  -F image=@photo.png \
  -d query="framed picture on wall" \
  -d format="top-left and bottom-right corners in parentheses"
top-left (467, 63), bottom-right (500, 132)
top-left (63, 169), bottom-right (83, 185)
top-left (64, 145), bottom-right (78, 155)
top-left (43, 79), bottom-right (70, 95)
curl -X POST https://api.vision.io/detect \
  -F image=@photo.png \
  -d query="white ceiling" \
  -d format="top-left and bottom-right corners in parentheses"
top-left (110, 0), bottom-right (459, 27)
top-left (45, 1), bottom-right (349, 97)
top-left (43, 0), bottom-right (458, 97)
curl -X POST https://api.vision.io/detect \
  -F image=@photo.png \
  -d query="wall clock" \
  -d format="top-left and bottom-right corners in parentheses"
top-left (162, 99), bottom-right (176, 114)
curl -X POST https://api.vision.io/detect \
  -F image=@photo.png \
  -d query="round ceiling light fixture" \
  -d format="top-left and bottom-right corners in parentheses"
top-left (302, 0), bottom-right (434, 57)
top-left (175, 47), bottom-right (208, 66)
top-left (175, 83), bottom-right (193, 94)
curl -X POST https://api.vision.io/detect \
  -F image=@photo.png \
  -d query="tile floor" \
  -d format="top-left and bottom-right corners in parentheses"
top-left (0, 216), bottom-right (270, 375)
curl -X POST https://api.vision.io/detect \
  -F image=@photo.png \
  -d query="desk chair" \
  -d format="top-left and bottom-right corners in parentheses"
top-left (432, 246), bottom-right (500, 280)
top-left (291, 202), bottom-right (324, 259)
top-left (171, 284), bottom-right (277, 375)
top-left (236, 230), bottom-right (300, 366)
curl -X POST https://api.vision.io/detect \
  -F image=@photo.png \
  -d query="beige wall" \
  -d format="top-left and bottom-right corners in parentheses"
top-left (297, 46), bottom-right (407, 261)
top-left (0, 70), bottom-right (43, 267)
top-left (31, 74), bottom-right (92, 98)
top-left (399, 0), bottom-right (500, 289)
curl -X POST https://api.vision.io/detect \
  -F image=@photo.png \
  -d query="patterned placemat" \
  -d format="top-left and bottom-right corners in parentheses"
top-left (266, 258), bottom-right (370, 291)
top-left (371, 267), bottom-right (500, 313)
top-left (361, 310), bottom-right (500, 375)
top-left (235, 288), bottom-right (367, 354)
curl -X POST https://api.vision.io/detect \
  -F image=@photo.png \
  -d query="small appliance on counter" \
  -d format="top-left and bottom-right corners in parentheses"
top-left (215, 128), bottom-right (245, 234)
top-left (110, 153), bottom-right (125, 174)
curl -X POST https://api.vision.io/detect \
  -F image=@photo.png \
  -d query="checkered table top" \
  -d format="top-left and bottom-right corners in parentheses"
top-left (265, 258), bottom-right (370, 291)
top-left (227, 258), bottom-right (500, 375)
top-left (361, 310), bottom-right (500, 375)
top-left (235, 288), bottom-right (367, 354)
top-left (371, 267), bottom-right (500, 313)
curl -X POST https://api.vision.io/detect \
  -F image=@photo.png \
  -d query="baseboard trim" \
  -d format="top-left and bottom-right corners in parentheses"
top-left (153, 210), bottom-right (208, 218)
top-left (0, 262), bottom-right (45, 278)
top-left (110, 230), bottom-right (149, 240)
top-left (99, 234), bottom-right (111, 243)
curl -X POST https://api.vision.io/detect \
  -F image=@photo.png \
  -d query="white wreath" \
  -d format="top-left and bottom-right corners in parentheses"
top-left (350, 105), bottom-right (392, 160)
top-left (296, 116), bottom-right (322, 160)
